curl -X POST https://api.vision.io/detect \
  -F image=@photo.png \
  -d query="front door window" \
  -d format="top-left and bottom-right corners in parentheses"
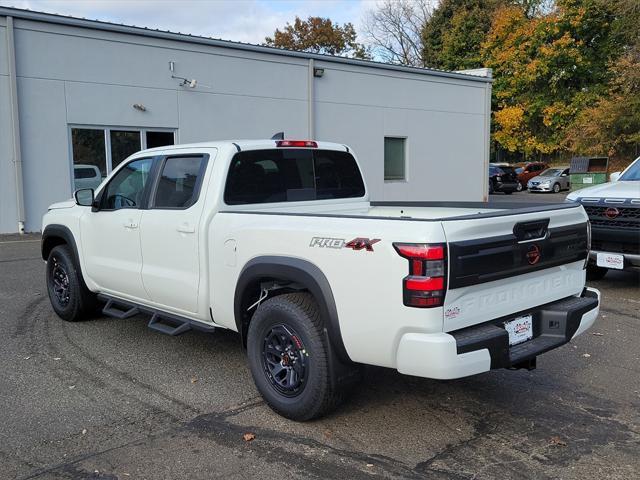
top-left (101, 158), bottom-right (153, 210)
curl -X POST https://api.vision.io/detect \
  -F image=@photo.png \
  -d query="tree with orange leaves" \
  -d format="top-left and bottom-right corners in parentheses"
top-left (482, 0), bottom-right (620, 157)
top-left (265, 17), bottom-right (368, 59)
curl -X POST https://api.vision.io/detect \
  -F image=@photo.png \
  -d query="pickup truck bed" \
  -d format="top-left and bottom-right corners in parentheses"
top-left (223, 200), bottom-right (579, 220)
top-left (213, 196), bottom-right (593, 373)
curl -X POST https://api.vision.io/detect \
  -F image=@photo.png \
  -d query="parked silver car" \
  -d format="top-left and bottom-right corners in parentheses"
top-left (528, 167), bottom-right (570, 193)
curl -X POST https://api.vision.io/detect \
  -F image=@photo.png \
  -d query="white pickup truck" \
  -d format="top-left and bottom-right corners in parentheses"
top-left (42, 139), bottom-right (600, 420)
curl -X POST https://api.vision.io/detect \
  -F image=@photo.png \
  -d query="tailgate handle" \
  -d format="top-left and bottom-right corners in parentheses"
top-left (513, 219), bottom-right (549, 242)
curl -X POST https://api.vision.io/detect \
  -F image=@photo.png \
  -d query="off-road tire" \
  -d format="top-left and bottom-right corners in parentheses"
top-left (247, 292), bottom-right (348, 421)
top-left (46, 245), bottom-right (98, 321)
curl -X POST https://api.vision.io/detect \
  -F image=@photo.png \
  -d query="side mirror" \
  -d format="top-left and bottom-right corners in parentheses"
top-left (610, 171), bottom-right (622, 182)
top-left (561, 173), bottom-right (567, 177)
top-left (74, 188), bottom-right (94, 207)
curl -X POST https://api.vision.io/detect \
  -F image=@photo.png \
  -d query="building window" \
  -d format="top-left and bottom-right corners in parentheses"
top-left (70, 126), bottom-right (175, 191)
top-left (384, 137), bottom-right (406, 181)
top-left (146, 131), bottom-right (175, 149)
top-left (71, 129), bottom-right (107, 191)
top-left (110, 130), bottom-right (142, 169)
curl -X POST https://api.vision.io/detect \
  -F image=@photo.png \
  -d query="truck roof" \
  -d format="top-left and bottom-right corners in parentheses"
top-left (142, 140), bottom-right (351, 154)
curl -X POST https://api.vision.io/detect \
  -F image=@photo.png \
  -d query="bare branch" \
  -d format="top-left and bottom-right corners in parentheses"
top-left (362, 0), bottom-right (433, 66)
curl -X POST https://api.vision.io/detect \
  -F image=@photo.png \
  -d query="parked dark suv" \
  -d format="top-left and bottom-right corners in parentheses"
top-left (489, 164), bottom-right (519, 194)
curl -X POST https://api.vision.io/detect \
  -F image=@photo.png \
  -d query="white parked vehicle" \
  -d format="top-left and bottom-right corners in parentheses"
top-left (42, 139), bottom-right (600, 420)
top-left (567, 156), bottom-right (640, 279)
top-left (73, 164), bottom-right (103, 191)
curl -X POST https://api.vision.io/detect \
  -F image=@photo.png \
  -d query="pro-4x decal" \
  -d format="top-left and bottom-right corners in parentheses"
top-left (310, 237), bottom-right (380, 252)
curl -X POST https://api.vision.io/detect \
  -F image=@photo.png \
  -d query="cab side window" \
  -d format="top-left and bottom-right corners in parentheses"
top-left (153, 155), bottom-right (207, 209)
top-left (102, 158), bottom-right (153, 210)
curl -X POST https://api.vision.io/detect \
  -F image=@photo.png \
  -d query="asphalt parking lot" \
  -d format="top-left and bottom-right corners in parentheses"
top-left (1, 206), bottom-right (639, 479)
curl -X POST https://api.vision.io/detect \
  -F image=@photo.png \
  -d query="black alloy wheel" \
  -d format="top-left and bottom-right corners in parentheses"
top-left (46, 245), bottom-right (98, 321)
top-left (246, 292), bottom-right (360, 421)
top-left (262, 324), bottom-right (308, 397)
top-left (50, 255), bottom-right (71, 308)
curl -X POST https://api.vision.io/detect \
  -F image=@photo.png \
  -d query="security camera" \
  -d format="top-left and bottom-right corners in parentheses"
top-left (171, 75), bottom-right (198, 89)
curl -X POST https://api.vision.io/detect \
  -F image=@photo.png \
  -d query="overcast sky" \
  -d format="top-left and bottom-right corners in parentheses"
top-left (1, 0), bottom-right (375, 45)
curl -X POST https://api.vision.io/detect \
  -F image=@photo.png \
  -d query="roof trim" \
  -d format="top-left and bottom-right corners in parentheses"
top-left (0, 6), bottom-right (492, 84)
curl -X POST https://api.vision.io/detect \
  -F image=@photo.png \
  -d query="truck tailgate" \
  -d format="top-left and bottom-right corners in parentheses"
top-left (442, 205), bottom-right (589, 332)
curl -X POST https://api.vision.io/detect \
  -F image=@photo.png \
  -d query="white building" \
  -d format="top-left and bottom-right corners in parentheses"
top-left (0, 7), bottom-right (492, 234)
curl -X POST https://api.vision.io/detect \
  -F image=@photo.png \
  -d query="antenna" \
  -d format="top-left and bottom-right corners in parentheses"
top-left (271, 132), bottom-right (285, 140)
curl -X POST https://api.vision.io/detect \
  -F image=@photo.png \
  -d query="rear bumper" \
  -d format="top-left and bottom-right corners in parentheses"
top-left (590, 226), bottom-right (640, 269)
top-left (494, 181), bottom-right (518, 193)
top-left (396, 287), bottom-right (600, 380)
top-left (529, 185), bottom-right (553, 192)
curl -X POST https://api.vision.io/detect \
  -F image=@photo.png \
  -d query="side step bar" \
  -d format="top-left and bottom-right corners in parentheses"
top-left (97, 294), bottom-right (216, 336)
top-left (102, 299), bottom-right (140, 319)
top-left (148, 313), bottom-right (192, 336)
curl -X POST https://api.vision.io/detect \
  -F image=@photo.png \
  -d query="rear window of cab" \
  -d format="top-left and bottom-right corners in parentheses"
top-left (224, 149), bottom-right (366, 205)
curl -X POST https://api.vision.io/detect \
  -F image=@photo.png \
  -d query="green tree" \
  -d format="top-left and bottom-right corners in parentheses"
top-left (264, 16), bottom-right (368, 59)
top-left (566, 46), bottom-right (640, 157)
top-left (422, 0), bottom-right (509, 70)
top-left (482, 0), bottom-right (621, 156)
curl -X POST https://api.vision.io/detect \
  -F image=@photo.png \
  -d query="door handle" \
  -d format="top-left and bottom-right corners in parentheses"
top-left (123, 222), bottom-right (138, 229)
top-left (177, 224), bottom-right (195, 234)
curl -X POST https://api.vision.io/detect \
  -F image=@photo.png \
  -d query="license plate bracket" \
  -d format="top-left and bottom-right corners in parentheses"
top-left (596, 252), bottom-right (624, 270)
top-left (504, 314), bottom-right (533, 346)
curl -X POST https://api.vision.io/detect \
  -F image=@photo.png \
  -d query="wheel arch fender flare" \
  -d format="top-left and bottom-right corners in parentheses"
top-left (234, 256), bottom-right (351, 363)
top-left (41, 224), bottom-right (89, 289)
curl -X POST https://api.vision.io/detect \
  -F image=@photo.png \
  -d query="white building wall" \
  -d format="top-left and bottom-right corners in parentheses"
top-left (0, 12), bottom-right (491, 233)
top-left (314, 61), bottom-right (488, 201)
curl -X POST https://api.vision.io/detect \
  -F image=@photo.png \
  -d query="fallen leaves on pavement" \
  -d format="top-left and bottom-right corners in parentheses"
top-left (549, 436), bottom-right (567, 447)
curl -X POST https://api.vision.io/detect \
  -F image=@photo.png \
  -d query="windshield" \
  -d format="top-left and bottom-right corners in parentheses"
top-left (539, 168), bottom-right (563, 177)
top-left (515, 167), bottom-right (524, 174)
top-left (620, 158), bottom-right (640, 181)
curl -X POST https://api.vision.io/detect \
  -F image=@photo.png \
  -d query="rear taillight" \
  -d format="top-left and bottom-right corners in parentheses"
top-left (394, 243), bottom-right (447, 308)
top-left (276, 140), bottom-right (318, 148)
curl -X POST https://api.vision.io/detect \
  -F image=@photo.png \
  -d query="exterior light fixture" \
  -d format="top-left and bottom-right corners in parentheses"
top-left (133, 103), bottom-right (146, 111)
top-left (313, 67), bottom-right (325, 78)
